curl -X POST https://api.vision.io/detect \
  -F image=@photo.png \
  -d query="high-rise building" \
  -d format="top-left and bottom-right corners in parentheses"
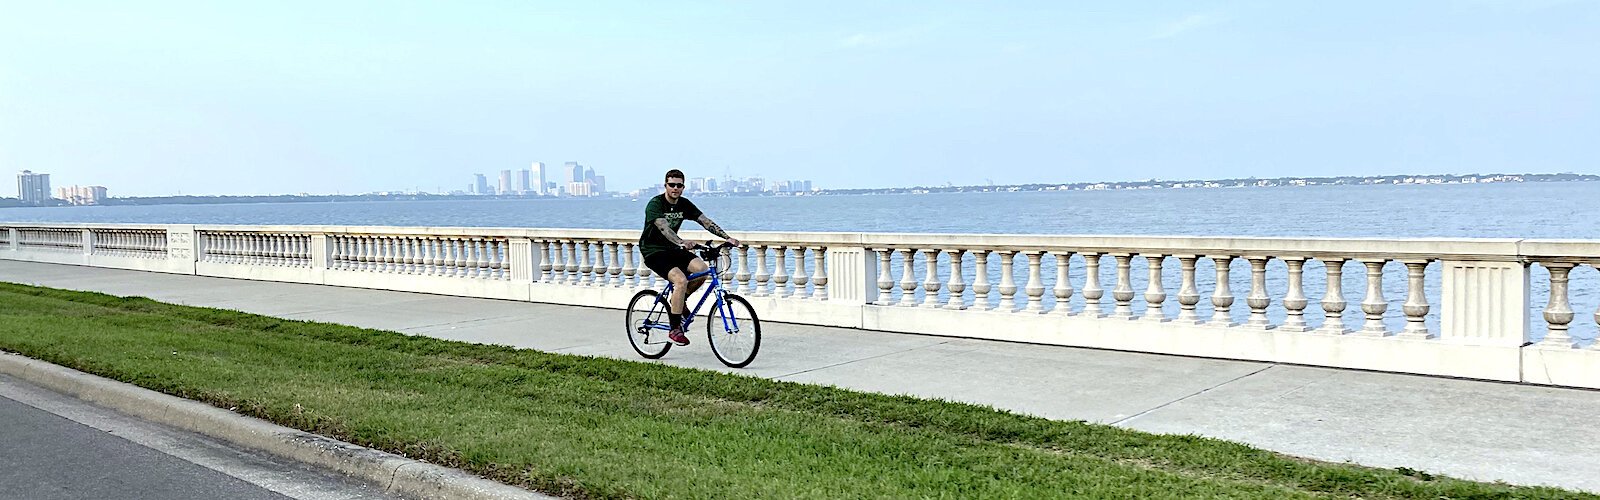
top-left (566, 162), bottom-right (583, 183)
top-left (473, 174), bottom-right (489, 195)
top-left (517, 170), bottom-right (532, 193)
top-left (16, 170), bottom-right (50, 204)
top-left (57, 185), bottom-right (107, 205)
top-left (531, 162), bottom-right (547, 195)
top-left (567, 181), bottom-right (592, 197)
top-left (498, 170), bottom-right (513, 195)
top-left (592, 175), bottom-right (605, 194)
top-left (583, 167), bottom-right (595, 183)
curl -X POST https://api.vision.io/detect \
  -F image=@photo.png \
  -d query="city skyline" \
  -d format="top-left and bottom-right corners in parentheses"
top-left (3, 2), bottom-right (1597, 196)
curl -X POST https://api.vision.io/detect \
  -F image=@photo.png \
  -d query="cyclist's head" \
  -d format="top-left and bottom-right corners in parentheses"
top-left (663, 169), bottom-right (686, 198)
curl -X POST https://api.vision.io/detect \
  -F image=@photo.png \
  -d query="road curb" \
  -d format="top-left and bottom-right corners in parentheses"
top-left (0, 351), bottom-right (551, 500)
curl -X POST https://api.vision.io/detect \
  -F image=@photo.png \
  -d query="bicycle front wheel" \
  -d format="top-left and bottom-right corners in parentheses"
top-left (626, 289), bottom-right (672, 359)
top-left (706, 293), bottom-right (761, 368)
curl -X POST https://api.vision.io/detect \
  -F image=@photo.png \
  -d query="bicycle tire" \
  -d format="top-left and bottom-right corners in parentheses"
top-left (626, 289), bottom-right (672, 359)
top-left (706, 293), bottom-right (761, 368)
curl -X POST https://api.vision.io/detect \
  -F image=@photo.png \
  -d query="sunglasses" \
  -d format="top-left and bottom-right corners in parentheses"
top-left (665, 182), bottom-right (685, 188)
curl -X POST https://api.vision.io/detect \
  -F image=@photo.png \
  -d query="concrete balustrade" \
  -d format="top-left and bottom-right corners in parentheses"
top-left (3, 223), bottom-right (1599, 389)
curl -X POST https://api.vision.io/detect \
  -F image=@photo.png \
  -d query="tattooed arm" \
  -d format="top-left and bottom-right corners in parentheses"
top-left (696, 215), bottom-right (740, 246)
top-left (654, 218), bottom-right (692, 249)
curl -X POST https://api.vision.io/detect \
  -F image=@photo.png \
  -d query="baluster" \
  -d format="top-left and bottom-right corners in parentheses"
top-left (735, 245), bottom-right (753, 294)
top-left (811, 246), bottom-right (828, 300)
top-left (564, 240), bottom-right (580, 283)
top-left (386, 237), bottom-right (401, 273)
top-left (1052, 251), bottom-right (1075, 315)
top-left (487, 239), bottom-right (503, 279)
top-left (1210, 256), bottom-right (1235, 326)
top-left (1142, 254), bottom-right (1167, 322)
top-left (898, 248), bottom-right (918, 306)
top-left (1360, 259), bottom-right (1390, 335)
top-left (365, 236), bottom-right (379, 272)
top-left (415, 237), bottom-right (430, 274)
top-left (996, 250), bottom-right (1018, 312)
top-left (640, 244), bottom-right (657, 288)
top-left (586, 241), bottom-right (602, 285)
top-left (1111, 253), bottom-right (1134, 319)
top-left (1245, 256), bottom-right (1272, 329)
top-left (599, 242), bottom-right (615, 286)
top-left (549, 241), bottom-right (566, 283)
top-left (463, 238), bottom-right (478, 278)
top-left (882, 248), bottom-right (906, 306)
top-left (754, 245), bottom-right (771, 296)
top-left (1541, 262), bottom-right (1576, 348)
top-left (396, 237), bottom-right (413, 273)
top-left (1281, 257), bottom-right (1310, 332)
top-left (971, 250), bottom-right (991, 310)
top-left (456, 237), bottom-right (472, 278)
top-left (944, 249), bottom-right (966, 310)
top-left (602, 241), bottom-right (618, 285)
top-left (1592, 262), bottom-right (1600, 350)
top-left (920, 248), bottom-right (942, 307)
top-left (1320, 258), bottom-right (1349, 334)
top-left (383, 236), bottom-right (396, 273)
top-left (620, 243), bottom-right (637, 287)
top-left (1175, 255), bottom-right (1201, 323)
top-left (424, 237), bottom-right (440, 276)
top-left (344, 236), bottom-right (358, 271)
top-left (1082, 252), bottom-right (1104, 317)
top-left (385, 237), bottom-right (401, 273)
top-left (534, 240), bottom-right (551, 281)
top-left (1400, 259), bottom-right (1433, 339)
top-left (487, 238), bottom-right (501, 279)
top-left (250, 234), bottom-right (262, 265)
top-left (347, 236), bottom-right (360, 270)
top-left (273, 234), bottom-right (286, 266)
top-left (773, 246), bottom-right (792, 298)
top-left (793, 247), bottom-right (810, 298)
top-left (254, 234), bottom-right (266, 265)
top-left (1024, 251), bottom-right (1045, 313)
top-left (575, 240), bottom-right (593, 284)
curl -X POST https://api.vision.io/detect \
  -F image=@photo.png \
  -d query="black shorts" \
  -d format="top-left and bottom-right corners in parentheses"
top-left (644, 248), bottom-right (698, 280)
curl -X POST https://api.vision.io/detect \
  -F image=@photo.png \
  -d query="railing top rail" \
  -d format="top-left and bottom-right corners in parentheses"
top-left (6, 222), bottom-right (1600, 261)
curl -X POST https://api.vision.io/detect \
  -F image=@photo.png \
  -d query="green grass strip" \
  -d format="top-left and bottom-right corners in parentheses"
top-left (0, 281), bottom-right (1588, 499)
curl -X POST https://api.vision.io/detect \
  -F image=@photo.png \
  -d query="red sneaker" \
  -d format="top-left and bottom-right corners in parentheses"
top-left (667, 328), bottom-right (690, 346)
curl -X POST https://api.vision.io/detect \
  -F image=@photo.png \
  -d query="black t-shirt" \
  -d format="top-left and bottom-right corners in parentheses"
top-left (639, 194), bottom-right (703, 257)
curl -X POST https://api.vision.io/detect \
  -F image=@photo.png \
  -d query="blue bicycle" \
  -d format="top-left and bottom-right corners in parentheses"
top-left (626, 242), bottom-right (762, 368)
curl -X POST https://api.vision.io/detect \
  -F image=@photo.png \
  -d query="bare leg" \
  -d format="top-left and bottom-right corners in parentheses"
top-left (667, 268), bottom-right (689, 316)
top-left (682, 257), bottom-right (710, 299)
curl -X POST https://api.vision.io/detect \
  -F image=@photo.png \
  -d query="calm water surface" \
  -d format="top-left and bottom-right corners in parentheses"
top-left (5, 182), bottom-right (1599, 238)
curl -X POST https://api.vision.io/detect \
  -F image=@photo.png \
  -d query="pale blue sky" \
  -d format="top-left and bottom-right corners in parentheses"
top-left (2, 1), bottom-right (1596, 196)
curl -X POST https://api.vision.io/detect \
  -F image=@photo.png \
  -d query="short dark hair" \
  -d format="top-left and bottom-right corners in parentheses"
top-left (664, 169), bottom-right (685, 182)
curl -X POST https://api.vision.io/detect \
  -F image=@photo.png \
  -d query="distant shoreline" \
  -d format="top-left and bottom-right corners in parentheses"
top-left (3, 173), bottom-right (1596, 209)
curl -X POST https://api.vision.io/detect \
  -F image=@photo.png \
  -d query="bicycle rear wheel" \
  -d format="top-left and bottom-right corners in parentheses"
top-left (626, 289), bottom-right (672, 359)
top-left (706, 293), bottom-right (761, 368)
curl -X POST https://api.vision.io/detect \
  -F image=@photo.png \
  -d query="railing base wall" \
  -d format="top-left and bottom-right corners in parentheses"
top-left (863, 306), bottom-right (1524, 382)
top-left (1522, 348), bottom-right (1600, 390)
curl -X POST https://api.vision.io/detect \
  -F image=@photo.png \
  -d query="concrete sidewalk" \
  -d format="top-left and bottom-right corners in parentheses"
top-left (4, 259), bottom-right (1597, 493)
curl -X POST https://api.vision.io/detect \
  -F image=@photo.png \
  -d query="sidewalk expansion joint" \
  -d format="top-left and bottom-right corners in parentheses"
top-left (1108, 364), bottom-right (1277, 427)
top-left (771, 341), bottom-right (955, 380)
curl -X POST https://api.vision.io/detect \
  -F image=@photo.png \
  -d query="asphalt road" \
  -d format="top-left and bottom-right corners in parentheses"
top-left (0, 374), bottom-right (399, 500)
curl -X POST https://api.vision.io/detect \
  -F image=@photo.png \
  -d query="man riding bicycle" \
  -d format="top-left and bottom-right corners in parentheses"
top-left (639, 169), bottom-right (740, 346)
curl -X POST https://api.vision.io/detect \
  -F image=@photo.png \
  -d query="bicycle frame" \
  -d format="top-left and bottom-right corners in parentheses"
top-left (649, 249), bottom-right (741, 333)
